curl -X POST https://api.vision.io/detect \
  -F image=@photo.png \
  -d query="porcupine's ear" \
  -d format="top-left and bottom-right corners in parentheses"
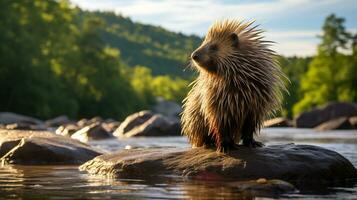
top-left (229, 33), bottom-right (239, 47)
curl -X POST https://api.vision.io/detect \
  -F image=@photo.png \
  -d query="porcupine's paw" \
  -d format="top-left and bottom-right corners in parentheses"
top-left (217, 142), bottom-right (239, 153)
top-left (243, 139), bottom-right (265, 148)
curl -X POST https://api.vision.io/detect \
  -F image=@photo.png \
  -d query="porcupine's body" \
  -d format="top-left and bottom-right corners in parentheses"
top-left (181, 20), bottom-right (286, 152)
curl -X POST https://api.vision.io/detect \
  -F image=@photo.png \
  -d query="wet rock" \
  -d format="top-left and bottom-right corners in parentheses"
top-left (0, 129), bottom-right (102, 165)
top-left (113, 111), bottom-right (154, 137)
top-left (45, 115), bottom-right (73, 127)
top-left (80, 144), bottom-right (357, 183)
top-left (0, 112), bottom-right (43, 125)
top-left (71, 123), bottom-right (113, 142)
top-left (294, 102), bottom-right (357, 128)
top-left (55, 124), bottom-right (80, 137)
top-left (114, 114), bottom-right (181, 137)
top-left (315, 117), bottom-right (355, 131)
top-left (264, 117), bottom-right (292, 128)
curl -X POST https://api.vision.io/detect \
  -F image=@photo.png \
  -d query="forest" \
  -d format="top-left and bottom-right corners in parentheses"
top-left (0, 0), bottom-right (356, 120)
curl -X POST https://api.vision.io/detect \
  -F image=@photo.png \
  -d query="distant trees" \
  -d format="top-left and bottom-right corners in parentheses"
top-left (293, 14), bottom-right (357, 115)
top-left (0, 0), bottom-right (195, 120)
top-left (278, 56), bottom-right (311, 118)
top-left (81, 11), bottom-right (201, 77)
top-left (0, 0), bottom-right (79, 118)
top-left (129, 66), bottom-right (190, 105)
top-left (0, 0), bottom-right (148, 119)
top-left (0, 1), bottom-right (355, 120)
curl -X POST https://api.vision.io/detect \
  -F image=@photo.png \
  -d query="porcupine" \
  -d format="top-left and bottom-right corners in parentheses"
top-left (181, 19), bottom-right (286, 152)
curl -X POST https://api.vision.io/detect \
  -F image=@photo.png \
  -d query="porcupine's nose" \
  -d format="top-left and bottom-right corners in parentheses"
top-left (191, 51), bottom-right (200, 61)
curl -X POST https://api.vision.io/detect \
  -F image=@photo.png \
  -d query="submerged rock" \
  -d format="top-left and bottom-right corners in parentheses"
top-left (294, 102), bottom-right (357, 128)
top-left (80, 144), bottom-right (357, 183)
top-left (0, 129), bottom-right (102, 165)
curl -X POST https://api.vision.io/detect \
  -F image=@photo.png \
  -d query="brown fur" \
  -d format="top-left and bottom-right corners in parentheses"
top-left (181, 20), bottom-right (287, 152)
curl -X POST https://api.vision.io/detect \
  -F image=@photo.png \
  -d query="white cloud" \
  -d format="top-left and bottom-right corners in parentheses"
top-left (70, 0), bottom-right (357, 56)
top-left (265, 30), bottom-right (319, 56)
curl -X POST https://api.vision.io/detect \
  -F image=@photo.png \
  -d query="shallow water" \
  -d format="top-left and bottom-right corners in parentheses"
top-left (0, 128), bottom-right (356, 199)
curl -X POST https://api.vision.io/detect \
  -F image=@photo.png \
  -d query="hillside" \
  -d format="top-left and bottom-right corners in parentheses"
top-left (78, 11), bottom-right (202, 77)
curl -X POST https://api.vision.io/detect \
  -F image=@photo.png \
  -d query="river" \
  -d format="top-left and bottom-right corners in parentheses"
top-left (0, 128), bottom-right (356, 199)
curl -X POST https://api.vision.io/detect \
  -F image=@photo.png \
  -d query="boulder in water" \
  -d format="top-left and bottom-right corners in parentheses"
top-left (0, 129), bottom-right (102, 165)
top-left (294, 102), bottom-right (357, 128)
top-left (71, 122), bottom-right (113, 142)
top-left (80, 144), bottom-right (357, 183)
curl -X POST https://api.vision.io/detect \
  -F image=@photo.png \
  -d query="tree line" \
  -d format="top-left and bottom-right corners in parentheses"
top-left (0, 0), bottom-right (356, 120)
top-left (280, 14), bottom-right (357, 117)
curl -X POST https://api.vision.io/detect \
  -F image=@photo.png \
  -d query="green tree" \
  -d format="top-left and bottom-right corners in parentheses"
top-left (0, 0), bottom-right (78, 118)
top-left (293, 14), bottom-right (356, 115)
top-left (278, 56), bottom-right (311, 118)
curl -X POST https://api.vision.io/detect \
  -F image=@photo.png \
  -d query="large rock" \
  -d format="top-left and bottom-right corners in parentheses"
top-left (294, 102), bottom-right (357, 128)
top-left (0, 112), bottom-right (43, 125)
top-left (0, 129), bottom-right (102, 165)
top-left (314, 117), bottom-right (355, 131)
top-left (114, 113), bottom-right (181, 137)
top-left (71, 122), bottom-right (113, 142)
top-left (80, 144), bottom-right (357, 183)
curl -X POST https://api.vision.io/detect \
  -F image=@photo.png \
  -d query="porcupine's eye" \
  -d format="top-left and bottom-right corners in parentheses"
top-left (208, 44), bottom-right (218, 52)
top-left (229, 33), bottom-right (239, 47)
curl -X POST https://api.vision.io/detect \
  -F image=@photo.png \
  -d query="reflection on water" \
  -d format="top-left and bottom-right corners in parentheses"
top-left (0, 128), bottom-right (356, 199)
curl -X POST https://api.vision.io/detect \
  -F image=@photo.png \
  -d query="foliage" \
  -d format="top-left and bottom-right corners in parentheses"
top-left (0, 0), bottom-right (355, 120)
top-left (293, 14), bottom-right (357, 115)
top-left (129, 66), bottom-right (190, 104)
top-left (77, 11), bottom-right (201, 77)
top-left (0, 0), bottom-right (145, 119)
top-left (278, 56), bottom-right (311, 118)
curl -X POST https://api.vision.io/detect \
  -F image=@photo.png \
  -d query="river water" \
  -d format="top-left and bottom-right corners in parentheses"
top-left (0, 128), bottom-right (356, 199)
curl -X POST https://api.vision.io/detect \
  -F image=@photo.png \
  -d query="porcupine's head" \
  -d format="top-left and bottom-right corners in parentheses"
top-left (190, 19), bottom-right (287, 117)
top-left (191, 19), bottom-right (279, 79)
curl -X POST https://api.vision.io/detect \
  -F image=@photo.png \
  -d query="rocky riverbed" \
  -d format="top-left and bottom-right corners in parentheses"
top-left (0, 100), bottom-right (357, 199)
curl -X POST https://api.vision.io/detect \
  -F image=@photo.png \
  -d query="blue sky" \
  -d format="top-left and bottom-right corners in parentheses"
top-left (71, 0), bottom-right (357, 56)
